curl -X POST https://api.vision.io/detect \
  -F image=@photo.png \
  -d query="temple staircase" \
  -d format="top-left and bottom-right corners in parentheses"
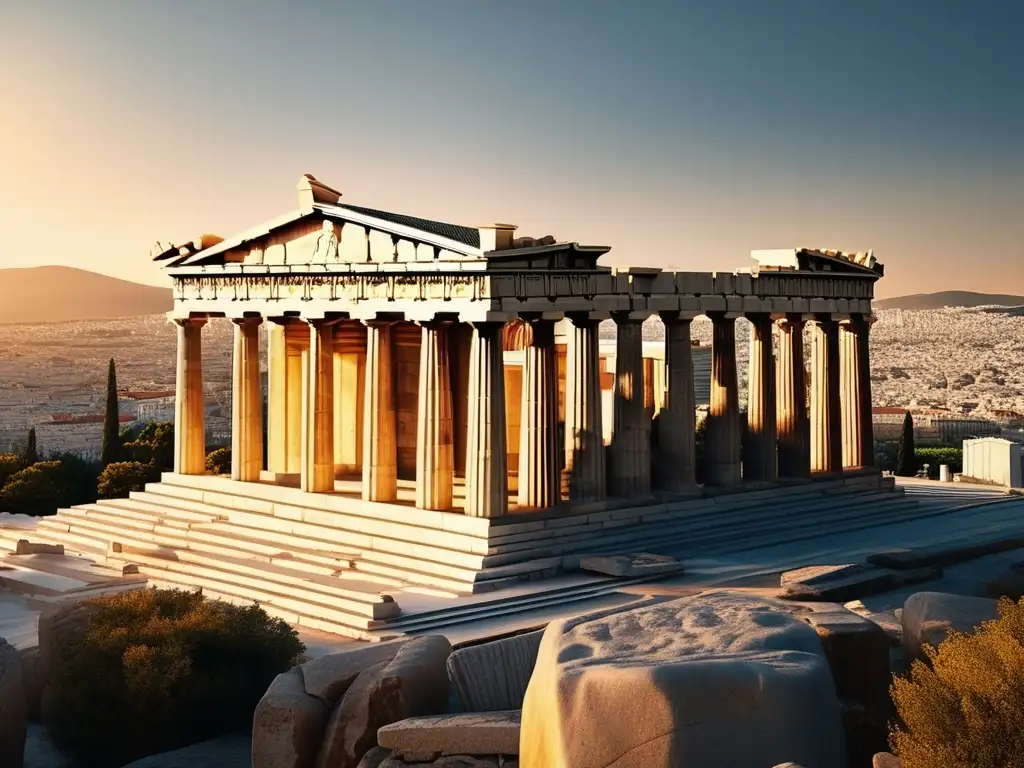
top-left (0, 472), bottom-right (938, 640)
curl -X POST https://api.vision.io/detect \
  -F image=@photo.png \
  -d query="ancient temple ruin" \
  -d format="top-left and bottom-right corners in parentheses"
top-left (0, 174), bottom-right (894, 639)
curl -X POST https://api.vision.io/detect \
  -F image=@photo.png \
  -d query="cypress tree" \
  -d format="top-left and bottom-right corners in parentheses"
top-left (895, 411), bottom-right (916, 476)
top-left (24, 427), bottom-right (37, 465)
top-left (101, 358), bottom-right (121, 467)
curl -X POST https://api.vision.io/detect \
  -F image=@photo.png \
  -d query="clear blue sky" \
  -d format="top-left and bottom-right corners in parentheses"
top-left (1, 1), bottom-right (1021, 297)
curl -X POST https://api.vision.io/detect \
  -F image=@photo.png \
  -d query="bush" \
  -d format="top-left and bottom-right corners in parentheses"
top-left (0, 453), bottom-right (27, 487)
top-left (121, 421), bottom-right (175, 470)
top-left (890, 597), bottom-right (1024, 768)
top-left (205, 447), bottom-right (232, 475)
top-left (97, 461), bottom-right (160, 499)
top-left (916, 447), bottom-right (963, 477)
top-left (0, 460), bottom-right (70, 516)
top-left (44, 588), bottom-right (305, 767)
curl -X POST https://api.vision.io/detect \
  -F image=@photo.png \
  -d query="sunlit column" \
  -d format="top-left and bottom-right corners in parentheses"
top-left (174, 316), bottom-right (206, 475)
top-left (231, 316), bottom-right (263, 482)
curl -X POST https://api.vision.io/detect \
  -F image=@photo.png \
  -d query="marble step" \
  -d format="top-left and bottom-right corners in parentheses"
top-left (105, 547), bottom-right (398, 622)
top-left (0, 526), bottom-right (107, 556)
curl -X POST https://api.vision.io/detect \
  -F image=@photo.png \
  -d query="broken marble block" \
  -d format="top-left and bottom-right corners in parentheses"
top-left (578, 552), bottom-right (683, 578)
top-left (901, 591), bottom-right (1000, 661)
top-left (377, 711), bottom-right (521, 762)
top-left (779, 563), bottom-right (940, 602)
top-left (447, 631), bottom-right (542, 712)
top-left (520, 590), bottom-right (845, 768)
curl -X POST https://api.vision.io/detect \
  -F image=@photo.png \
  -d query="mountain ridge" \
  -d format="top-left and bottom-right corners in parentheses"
top-left (0, 266), bottom-right (172, 324)
top-left (874, 291), bottom-right (1024, 310)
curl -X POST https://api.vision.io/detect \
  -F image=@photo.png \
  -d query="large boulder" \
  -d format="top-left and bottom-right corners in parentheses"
top-left (447, 631), bottom-right (543, 712)
top-left (315, 635), bottom-right (452, 768)
top-left (378, 711), bottom-right (521, 761)
top-left (901, 592), bottom-right (999, 661)
top-left (252, 668), bottom-right (329, 768)
top-left (0, 638), bottom-right (27, 768)
top-left (36, 600), bottom-right (98, 715)
top-left (520, 591), bottom-right (846, 768)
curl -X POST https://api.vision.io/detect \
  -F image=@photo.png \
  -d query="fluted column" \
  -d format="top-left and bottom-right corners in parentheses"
top-left (465, 322), bottom-right (508, 518)
top-left (286, 343), bottom-right (303, 474)
top-left (609, 313), bottom-right (651, 496)
top-left (301, 320), bottom-right (334, 493)
top-left (858, 316), bottom-right (875, 467)
top-left (776, 316), bottom-right (810, 478)
top-left (706, 313), bottom-right (742, 486)
top-left (564, 314), bottom-right (606, 501)
top-left (266, 321), bottom-right (288, 474)
top-left (518, 319), bottom-right (559, 509)
top-left (810, 317), bottom-right (842, 474)
top-left (745, 314), bottom-right (777, 482)
top-left (333, 322), bottom-right (366, 473)
top-left (658, 312), bottom-right (696, 491)
top-left (231, 317), bottom-right (263, 482)
top-left (362, 321), bottom-right (398, 502)
top-left (839, 320), bottom-right (862, 469)
top-left (174, 317), bottom-right (206, 475)
top-left (416, 322), bottom-right (454, 510)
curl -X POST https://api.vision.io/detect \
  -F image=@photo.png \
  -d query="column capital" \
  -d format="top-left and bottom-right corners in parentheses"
top-left (231, 315), bottom-right (263, 327)
top-left (774, 313), bottom-right (806, 330)
top-left (706, 310), bottom-right (741, 322)
top-left (611, 310), bottom-right (649, 324)
top-left (659, 310), bottom-right (699, 324)
top-left (566, 312), bottom-right (599, 328)
top-left (174, 316), bottom-right (208, 329)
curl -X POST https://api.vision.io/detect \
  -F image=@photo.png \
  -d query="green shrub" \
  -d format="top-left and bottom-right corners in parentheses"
top-left (890, 597), bottom-right (1024, 768)
top-left (97, 461), bottom-right (160, 499)
top-left (44, 588), bottom-right (305, 767)
top-left (0, 460), bottom-right (69, 516)
top-left (45, 452), bottom-right (101, 506)
top-left (121, 422), bottom-right (175, 470)
top-left (205, 447), bottom-right (232, 475)
top-left (0, 453), bottom-right (27, 487)
top-left (916, 447), bottom-right (963, 477)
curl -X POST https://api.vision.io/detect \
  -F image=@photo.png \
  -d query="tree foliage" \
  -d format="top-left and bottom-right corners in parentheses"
top-left (43, 588), bottom-right (305, 768)
top-left (205, 446), bottom-right (232, 475)
top-left (24, 427), bottom-right (37, 465)
top-left (0, 453), bottom-right (28, 488)
top-left (891, 597), bottom-right (1024, 768)
top-left (97, 461), bottom-right (160, 499)
top-left (120, 421), bottom-right (174, 471)
top-left (895, 412), bottom-right (917, 476)
top-left (101, 358), bottom-right (121, 467)
top-left (0, 460), bottom-right (70, 515)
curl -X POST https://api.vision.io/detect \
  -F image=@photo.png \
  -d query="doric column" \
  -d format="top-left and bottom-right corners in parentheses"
top-left (416, 322), bottom-right (454, 511)
top-left (286, 343), bottom-right (303, 474)
top-left (609, 313), bottom-right (651, 496)
top-left (564, 314), bottom-right (606, 501)
top-left (333, 322), bottom-right (366, 473)
top-left (465, 322), bottom-right (508, 518)
top-left (776, 316), bottom-right (810, 479)
top-left (745, 314), bottom-right (777, 482)
top-left (231, 317), bottom-right (263, 482)
top-left (173, 317), bottom-right (206, 475)
top-left (301, 320), bottom-right (334, 493)
top-left (810, 316), bottom-right (842, 474)
top-left (658, 312), bottom-right (696, 491)
top-left (517, 319), bottom-right (559, 509)
top-left (265, 321), bottom-right (288, 474)
top-left (705, 313), bottom-right (742, 486)
top-left (839, 319), bottom-right (862, 469)
top-left (858, 316), bottom-right (875, 468)
top-left (362, 321), bottom-right (398, 502)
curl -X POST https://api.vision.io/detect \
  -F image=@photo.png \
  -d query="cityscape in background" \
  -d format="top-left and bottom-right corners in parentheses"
top-left (2, 303), bottom-right (1023, 461)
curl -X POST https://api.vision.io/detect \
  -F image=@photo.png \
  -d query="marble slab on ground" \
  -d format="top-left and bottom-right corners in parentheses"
top-left (778, 563), bottom-right (941, 602)
top-left (378, 711), bottom-right (521, 761)
top-left (578, 553), bottom-right (683, 578)
top-left (868, 530), bottom-right (1024, 570)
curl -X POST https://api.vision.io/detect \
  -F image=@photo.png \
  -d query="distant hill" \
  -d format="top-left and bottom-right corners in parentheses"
top-left (875, 291), bottom-right (1024, 310)
top-left (0, 266), bottom-right (172, 324)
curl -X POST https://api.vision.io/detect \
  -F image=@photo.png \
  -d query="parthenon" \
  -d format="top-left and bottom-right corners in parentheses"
top-left (0, 173), bottom-right (891, 636)
top-left (158, 174), bottom-right (881, 520)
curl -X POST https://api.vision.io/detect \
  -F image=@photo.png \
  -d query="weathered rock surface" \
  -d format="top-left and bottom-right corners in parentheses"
top-left (380, 757), bottom-right (505, 768)
top-left (0, 638), bottom-right (27, 768)
top-left (800, 609), bottom-right (890, 707)
top-left (873, 752), bottom-right (901, 768)
top-left (18, 646), bottom-right (41, 722)
top-left (252, 667), bottom-right (329, 768)
top-left (315, 635), bottom-right (452, 768)
top-left (447, 631), bottom-right (542, 712)
top-left (578, 552), bottom-right (683, 577)
top-left (355, 746), bottom-right (393, 768)
top-left (520, 591), bottom-right (846, 768)
top-left (37, 601), bottom-right (97, 700)
top-left (302, 641), bottom-right (406, 707)
top-left (780, 563), bottom-right (940, 602)
top-left (378, 711), bottom-right (520, 761)
top-left (902, 591), bottom-right (1000, 661)
top-left (15, 540), bottom-right (64, 556)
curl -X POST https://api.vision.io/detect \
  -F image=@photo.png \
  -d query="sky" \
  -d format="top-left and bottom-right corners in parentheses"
top-left (0, 1), bottom-right (1021, 299)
